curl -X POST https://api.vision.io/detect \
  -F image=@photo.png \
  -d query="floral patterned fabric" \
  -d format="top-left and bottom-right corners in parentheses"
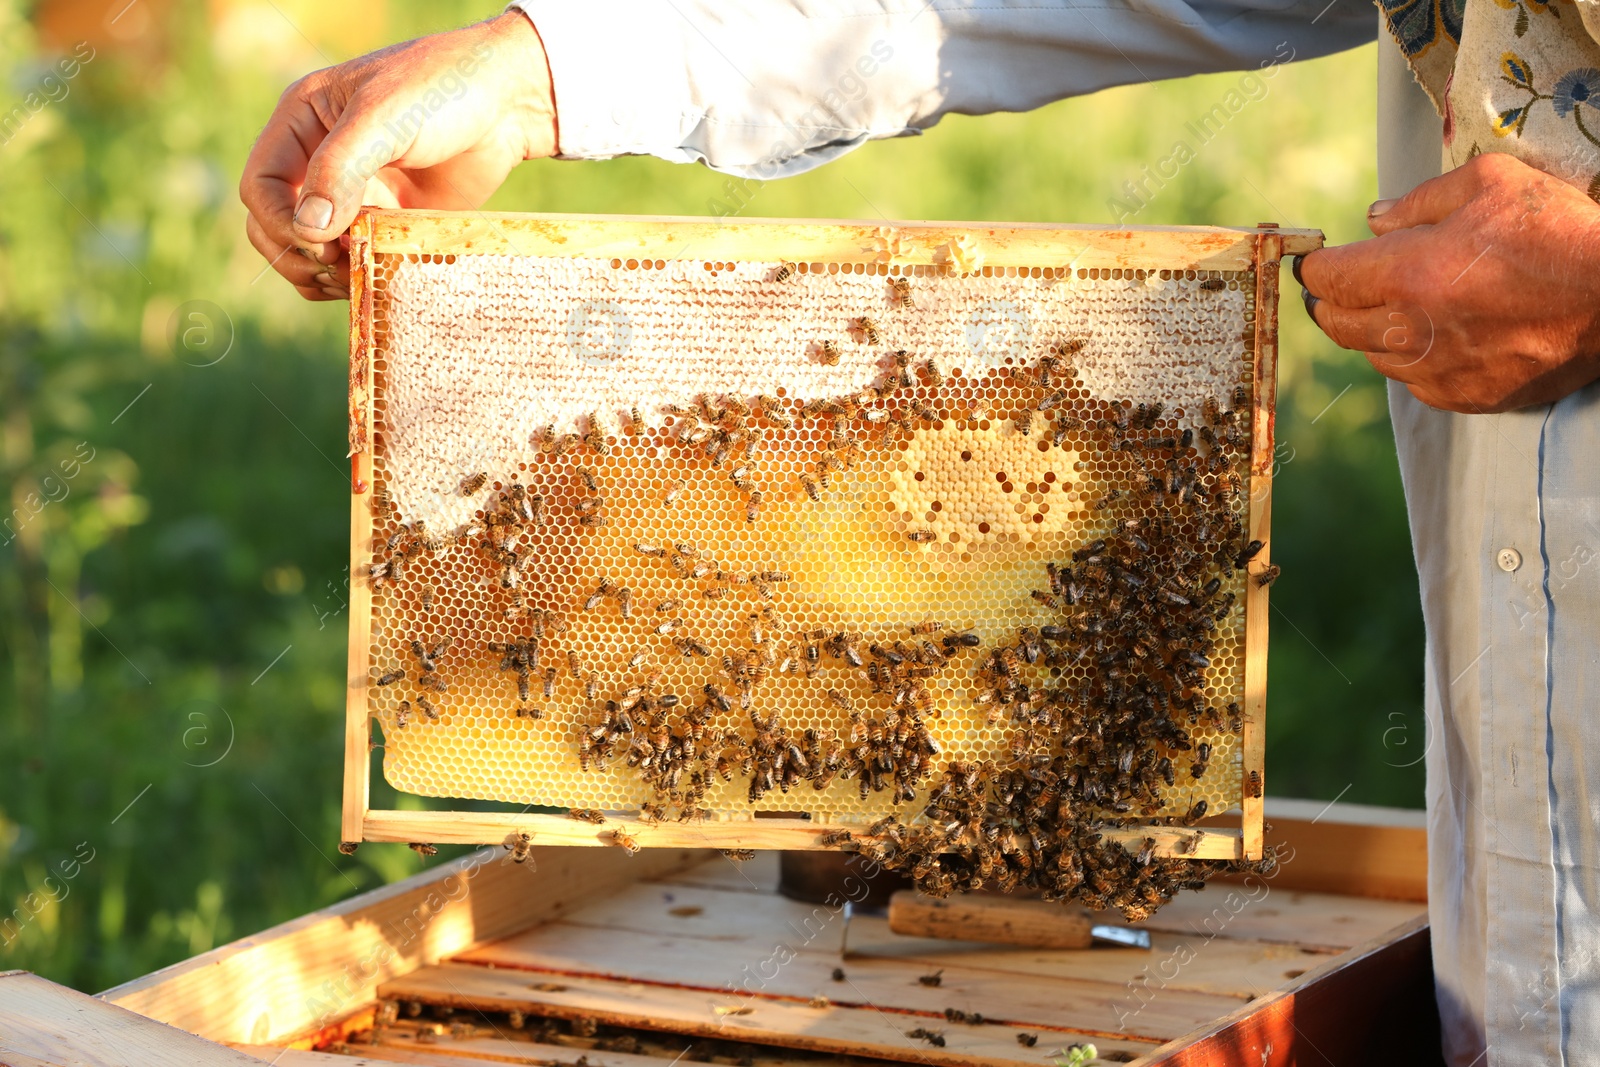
top-left (1379, 0), bottom-right (1465, 109)
top-left (1383, 0), bottom-right (1600, 194)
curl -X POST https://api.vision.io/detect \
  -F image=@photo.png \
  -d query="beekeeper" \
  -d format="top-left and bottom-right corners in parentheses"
top-left (240, 6), bottom-right (1600, 1062)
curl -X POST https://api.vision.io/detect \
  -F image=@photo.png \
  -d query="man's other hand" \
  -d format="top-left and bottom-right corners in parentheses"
top-left (1298, 152), bottom-right (1600, 413)
top-left (239, 12), bottom-right (556, 301)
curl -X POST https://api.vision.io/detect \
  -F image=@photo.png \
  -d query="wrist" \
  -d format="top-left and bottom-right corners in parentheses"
top-left (487, 10), bottom-right (558, 160)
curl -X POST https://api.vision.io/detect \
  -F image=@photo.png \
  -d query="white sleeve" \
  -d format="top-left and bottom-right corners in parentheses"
top-left (510, 0), bottom-right (1374, 178)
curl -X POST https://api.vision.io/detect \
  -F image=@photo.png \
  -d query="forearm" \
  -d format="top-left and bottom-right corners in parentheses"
top-left (513, 0), bottom-right (1375, 178)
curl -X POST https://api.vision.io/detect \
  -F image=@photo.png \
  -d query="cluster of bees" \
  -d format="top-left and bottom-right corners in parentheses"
top-left (367, 299), bottom-right (1276, 914)
top-left (572, 614), bottom-right (968, 821)
top-left (820, 383), bottom-right (1275, 918)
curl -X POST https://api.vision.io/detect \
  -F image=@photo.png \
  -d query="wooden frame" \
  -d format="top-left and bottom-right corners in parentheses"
top-left (341, 210), bottom-right (1323, 860)
top-left (100, 798), bottom-right (1430, 1066)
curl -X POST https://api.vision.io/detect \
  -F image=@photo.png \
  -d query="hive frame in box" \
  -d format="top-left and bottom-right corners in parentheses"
top-left (340, 209), bottom-right (1320, 861)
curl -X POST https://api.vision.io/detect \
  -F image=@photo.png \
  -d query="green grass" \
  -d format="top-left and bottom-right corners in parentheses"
top-left (0, 1), bottom-right (1419, 993)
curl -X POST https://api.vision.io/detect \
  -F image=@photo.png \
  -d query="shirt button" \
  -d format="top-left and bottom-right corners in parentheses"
top-left (1497, 547), bottom-right (1523, 573)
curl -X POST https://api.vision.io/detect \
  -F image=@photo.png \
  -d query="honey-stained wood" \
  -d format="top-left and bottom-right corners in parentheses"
top-left (359, 210), bottom-right (1320, 272)
top-left (238, 1039), bottom-right (715, 1067)
top-left (102, 847), bottom-right (706, 1047)
top-left (452, 864), bottom-right (1420, 1014)
top-left (1141, 914), bottom-right (1443, 1066)
top-left (888, 890), bottom-right (1095, 949)
top-left (0, 970), bottom-right (266, 1066)
top-left (363, 1031), bottom-right (857, 1067)
top-left (345, 454), bottom-right (375, 847)
top-left (361, 809), bottom-right (1244, 860)
top-left (1237, 797), bottom-right (1428, 902)
top-left (1239, 230), bottom-right (1289, 861)
top-left (237, 1048), bottom-right (460, 1067)
top-left (448, 922), bottom-right (1239, 1044)
top-left (379, 964), bottom-right (1163, 1067)
top-left (345, 213), bottom-right (377, 844)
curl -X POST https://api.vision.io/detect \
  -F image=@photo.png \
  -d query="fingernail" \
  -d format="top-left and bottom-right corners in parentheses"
top-left (1290, 255), bottom-right (1305, 286)
top-left (1301, 287), bottom-right (1319, 316)
top-left (295, 195), bottom-right (334, 231)
top-left (1367, 198), bottom-right (1399, 219)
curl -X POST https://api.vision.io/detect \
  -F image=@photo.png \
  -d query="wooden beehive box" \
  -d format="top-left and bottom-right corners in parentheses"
top-left (92, 800), bottom-right (1441, 1067)
top-left (341, 211), bottom-right (1318, 882)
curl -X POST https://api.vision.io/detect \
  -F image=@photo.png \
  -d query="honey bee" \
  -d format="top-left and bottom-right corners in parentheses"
top-left (1255, 564), bottom-right (1281, 587)
top-left (906, 529), bottom-right (936, 543)
top-left (575, 466), bottom-right (601, 493)
top-left (746, 490), bottom-right (763, 524)
top-left (1014, 408), bottom-right (1034, 435)
top-left (394, 701), bottom-right (412, 729)
top-left (578, 513), bottom-right (607, 528)
top-left (504, 831), bottom-right (533, 864)
top-left (1200, 277), bottom-right (1227, 291)
top-left (1247, 770), bottom-right (1264, 798)
top-left (908, 1028), bottom-right (945, 1047)
top-left (827, 689), bottom-right (854, 712)
top-left (608, 829), bottom-right (641, 854)
top-left (674, 636), bottom-right (712, 658)
top-left (664, 479), bottom-right (686, 506)
top-left (854, 317), bottom-right (880, 345)
top-left (517, 704), bottom-right (544, 720)
top-left (799, 472), bottom-right (822, 500)
top-left (656, 598), bottom-right (682, 614)
top-left (721, 848), bottom-right (756, 861)
top-left (338, 841), bottom-right (358, 855)
top-left (375, 669), bottom-right (404, 686)
top-left (582, 412), bottom-right (608, 455)
top-left (628, 651), bottom-right (647, 670)
top-left (408, 842), bottom-right (438, 857)
top-left (459, 471), bottom-right (488, 495)
top-left (616, 586), bottom-right (633, 618)
top-left (755, 394), bottom-right (794, 429)
top-left (1233, 384), bottom-right (1250, 409)
top-left (1175, 831), bottom-right (1204, 856)
top-left (417, 673), bottom-right (448, 693)
top-left (815, 340), bottom-right (841, 365)
top-left (774, 262), bottom-right (796, 282)
top-left (1186, 799), bottom-right (1209, 823)
top-left (417, 695), bottom-right (440, 720)
top-left (890, 276), bottom-right (913, 308)
top-left (568, 808), bottom-right (607, 824)
top-left (1016, 1033), bottom-right (1039, 1048)
top-left (585, 579), bottom-right (612, 612)
top-left (819, 829), bottom-right (853, 846)
top-left (918, 970), bottom-right (943, 987)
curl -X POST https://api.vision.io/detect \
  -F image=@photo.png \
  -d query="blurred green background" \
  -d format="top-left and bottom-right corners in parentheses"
top-left (0, 0), bottom-right (1421, 993)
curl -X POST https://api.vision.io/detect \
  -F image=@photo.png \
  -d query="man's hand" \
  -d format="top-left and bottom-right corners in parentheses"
top-left (1298, 152), bottom-right (1600, 413)
top-left (240, 12), bottom-right (556, 301)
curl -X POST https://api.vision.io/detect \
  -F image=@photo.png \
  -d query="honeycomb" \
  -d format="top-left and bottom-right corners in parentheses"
top-left (361, 251), bottom-right (1259, 826)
